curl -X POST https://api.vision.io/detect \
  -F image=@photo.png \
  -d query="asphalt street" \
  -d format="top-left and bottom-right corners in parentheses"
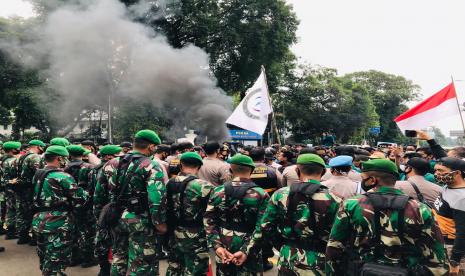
top-left (0, 237), bottom-right (278, 275)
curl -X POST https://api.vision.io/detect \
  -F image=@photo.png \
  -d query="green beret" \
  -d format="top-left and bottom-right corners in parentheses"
top-left (66, 145), bottom-right (86, 156)
top-left (2, 141), bottom-right (21, 151)
top-left (135, 129), bottom-right (161, 145)
top-left (50, 137), bottom-right (70, 147)
top-left (100, 145), bottom-right (122, 156)
top-left (228, 154), bottom-right (255, 169)
top-left (296, 153), bottom-right (326, 167)
top-left (28, 139), bottom-right (46, 147)
top-left (180, 152), bottom-right (203, 165)
top-left (83, 149), bottom-right (91, 156)
top-left (361, 159), bottom-right (399, 177)
top-left (45, 145), bottom-right (69, 157)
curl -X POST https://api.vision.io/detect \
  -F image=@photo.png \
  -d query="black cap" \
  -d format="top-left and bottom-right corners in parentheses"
top-left (406, 157), bottom-right (430, 175)
top-left (436, 157), bottom-right (465, 172)
top-left (120, 141), bottom-right (132, 148)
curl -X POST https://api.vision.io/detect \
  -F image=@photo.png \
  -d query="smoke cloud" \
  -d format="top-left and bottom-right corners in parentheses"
top-left (2, 0), bottom-right (232, 141)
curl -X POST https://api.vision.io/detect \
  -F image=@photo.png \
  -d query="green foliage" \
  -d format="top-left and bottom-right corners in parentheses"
top-left (345, 70), bottom-right (420, 142)
top-left (275, 65), bottom-right (379, 144)
top-left (112, 97), bottom-right (171, 142)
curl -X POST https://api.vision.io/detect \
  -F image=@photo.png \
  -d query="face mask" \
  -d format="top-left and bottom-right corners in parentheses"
top-left (435, 171), bottom-right (456, 186)
top-left (399, 165), bottom-right (406, 172)
top-left (361, 177), bottom-right (376, 192)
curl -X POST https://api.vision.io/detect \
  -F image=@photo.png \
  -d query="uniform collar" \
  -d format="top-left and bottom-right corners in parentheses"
top-left (305, 179), bottom-right (321, 185)
top-left (374, 186), bottom-right (404, 195)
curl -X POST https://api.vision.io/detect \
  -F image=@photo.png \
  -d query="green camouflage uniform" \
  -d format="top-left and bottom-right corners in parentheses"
top-left (32, 166), bottom-right (88, 275)
top-left (247, 180), bottom-right (341, 275)
top-left (16, 151), bottom-right (43, 237)
top-left (65, 159), bottom-right (95, 263)
top-left (166, 173), bottom-right (215, 276)
top-left (204, 177), bottom-right (270, 275)
top-left (108, 152), bottom-right (166, 276)
top-left (0, 155), bottom-right (7, 229)
top-left (325, 186), bottom-right (448, 275)
top-left (93, 158), bottom-right (118, 262)
top-left (1, 155), bottom-right (18, 233)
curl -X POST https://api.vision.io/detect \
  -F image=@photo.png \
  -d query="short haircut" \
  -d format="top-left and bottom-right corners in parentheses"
top-left (170, 143), bottom-right (179, 154)
top-left (230, 164), bottom-right (253, 174)
top-left (300, 147), bottom-right (317, 154)
top-left (155, 144), bottom-right (170, 154)
top-left (44, 153), bottom-right (59, 163)
top-left (365, 171), bottom-right (397, 186)
top-left (249, 147), bottom-right (265, 162)
top-left (280, 150), bottom-right (294, 161)
top-left (178, 142), bottom-right (194, 152)
top-left (297, 164), bottom-right (325, 176)
top-left (332, 166), bottom-right (352, 173)
top-left (354, 154), bottom-right (369, 162)
top-left (203, 142), bottom-right (221, 155)
top-left (181, 158), bottom-right (202, 169)
top-left (134, 137), bottom-right (151, 149)
top-left (416, 147), bottom-right (432, 156)
top-left (453, 147), bottom-right (465, 158)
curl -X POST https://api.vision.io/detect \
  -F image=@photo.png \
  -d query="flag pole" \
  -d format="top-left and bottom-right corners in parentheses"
top-left (451, 76), bottom-right (465, 137)
top-left (261, 65), bottom-right (282, 145)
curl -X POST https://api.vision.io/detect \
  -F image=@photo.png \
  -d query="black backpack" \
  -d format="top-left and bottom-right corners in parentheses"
top-left (354, 192), bottom-right (421, 276)
top-left (33, 168), bottom-right (65, 212)
top-left (97, 154), bottom-right (148, 229)
top-left (221, 181), bottom-right (258, 233)
top-left (283, 182), bottom-right (327, 252)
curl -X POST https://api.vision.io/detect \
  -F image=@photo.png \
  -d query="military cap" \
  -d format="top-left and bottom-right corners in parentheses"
top-left (180, 151), bottom-right (203, 165)
top-left (436, 157), bottom-right (465, 172)
top-left (361, 159), bottom-right (399, 177)
top-left (135, 130), bottom-right (161, 145)
top-left (100, 145), bottom-right (122, 156)
top-left (45, 145), bottom-right (69, 157)
top-left (3, 141), bottom-right (21, 151)
top-left (50, 137), bottom-right (70, 147)
top-left (0, 141), bottom-right (3, 145)
top-left (296, 153), bottom-right (326, 167)
top-left (28, 139), bottom-right (46, 147)
top-left (66, 145), bottom-right (86, 156)
top-left (83, 149), bottom-right (91, 156)
top-left (228, 154), bottom-right (255, 169)
top-left (120, 141), bottom-right (132, 148)
top-left (329, 155), bottom-right (353, 168)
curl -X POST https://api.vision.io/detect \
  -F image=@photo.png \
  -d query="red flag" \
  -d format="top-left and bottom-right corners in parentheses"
top-left (394, 83), bottom-right (459, 132)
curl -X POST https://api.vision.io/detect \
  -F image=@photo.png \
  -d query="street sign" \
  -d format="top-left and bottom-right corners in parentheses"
top-left (369, 127), bottom-right (381, 135)
top-left (229, 129), bottom-right (262, 140)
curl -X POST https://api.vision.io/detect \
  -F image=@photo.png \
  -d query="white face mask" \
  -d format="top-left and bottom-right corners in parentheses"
top-left (399, 164), bottom-right (406, 172)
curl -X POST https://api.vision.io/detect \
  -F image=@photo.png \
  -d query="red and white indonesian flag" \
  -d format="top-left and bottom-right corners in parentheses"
top-left (394, 82), bottom-right (460, 133)
top-left (226, 70), bottom-right (273, 135)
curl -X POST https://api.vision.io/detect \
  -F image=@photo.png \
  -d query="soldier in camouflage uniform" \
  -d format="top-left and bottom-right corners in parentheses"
top-left (1, 141), bottom-right (21, 240)
top-left (64, 145), bottom-right (96, 267)
top-left (204, 154), bottom-right (269, 275)
top-left (165, 152), bottom-right (215, 275)
top-left (92, 145), bottom-right (122, 276)
top-left (108, 130), bottom-right (166, 276)
top-left (16, 139), bottom-right (45, 245)
top-left (326, 159), bottom-right (448, 275)
top-left (32, 145), bottom-right (88, 276)
top-left (243, 153), bottom-right (341, 275)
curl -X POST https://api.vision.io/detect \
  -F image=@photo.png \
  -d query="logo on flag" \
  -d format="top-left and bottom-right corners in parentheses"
top-left (243, 88), bottom-right (263, 120)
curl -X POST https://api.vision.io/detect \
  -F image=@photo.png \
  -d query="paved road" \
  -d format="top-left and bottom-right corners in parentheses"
top-left (0, 237), bottom-right (278, 275)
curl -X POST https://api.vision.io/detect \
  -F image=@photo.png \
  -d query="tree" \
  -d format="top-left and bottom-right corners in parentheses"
top-left (275, 65), bottom-right (379, 143)
top-left (345, 70), bottom-right (420, 142)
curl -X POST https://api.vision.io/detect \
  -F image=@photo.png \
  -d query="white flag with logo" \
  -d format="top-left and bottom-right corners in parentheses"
top-left (226, 70), bottom-right (272, 135)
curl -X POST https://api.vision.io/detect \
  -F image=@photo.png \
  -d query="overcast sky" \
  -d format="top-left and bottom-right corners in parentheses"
top-left (2, 0), bottom-right (465, 135)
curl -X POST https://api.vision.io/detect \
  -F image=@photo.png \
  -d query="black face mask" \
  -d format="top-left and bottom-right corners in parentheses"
top-left (361, 177), bottom-right (376, 192)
